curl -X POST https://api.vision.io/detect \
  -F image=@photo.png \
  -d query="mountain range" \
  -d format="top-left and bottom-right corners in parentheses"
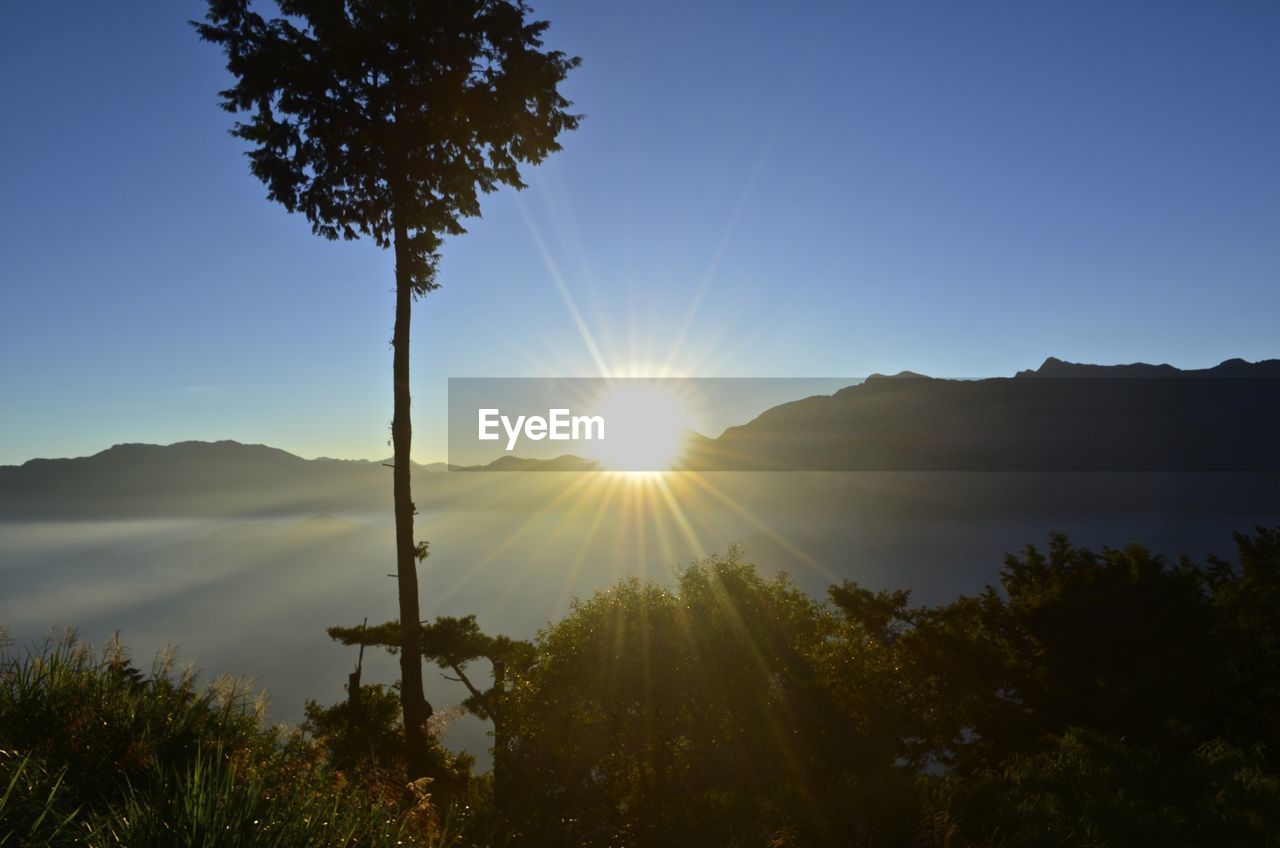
top-left (4, 357), bottom-right (1278, 745)
top-left (2, 357), bottom-right (1278, 518)
top-left (678, 356), bottom-right (1280, 471)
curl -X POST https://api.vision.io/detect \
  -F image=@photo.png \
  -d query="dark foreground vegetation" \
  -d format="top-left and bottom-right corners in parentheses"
top-left (4, 528), bottom-right (1280, 847)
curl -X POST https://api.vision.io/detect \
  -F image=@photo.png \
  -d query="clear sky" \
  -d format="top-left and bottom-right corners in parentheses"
top-left (2, 1), bottom-right (1277, 465)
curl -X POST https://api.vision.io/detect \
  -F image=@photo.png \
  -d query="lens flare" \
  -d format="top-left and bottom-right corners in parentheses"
top-left (586, 381), bottom-right (694, 471)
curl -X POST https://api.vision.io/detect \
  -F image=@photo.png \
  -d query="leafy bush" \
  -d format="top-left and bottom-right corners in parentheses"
top-left (496, 531), bottom-right (1280, 847)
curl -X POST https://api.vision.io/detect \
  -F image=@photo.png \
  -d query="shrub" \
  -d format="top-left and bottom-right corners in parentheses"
top-left (0, 634), bottom-right (424, 848)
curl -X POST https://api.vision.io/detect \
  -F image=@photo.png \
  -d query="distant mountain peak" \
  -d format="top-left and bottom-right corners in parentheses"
top-left (865, 370), bottom-right (930, 381)
top-left (463, 454), bottom-right (601, 472)
top-left (1017, 357), bottom-right (1177, 378)
top-left (1016, 356), bottom-right (1280, 379)
top-left (96, 439), bottom-right (298, 457)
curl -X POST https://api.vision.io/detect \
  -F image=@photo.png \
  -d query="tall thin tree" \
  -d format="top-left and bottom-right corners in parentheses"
top-left (195, 0), bottom-right (579, 780)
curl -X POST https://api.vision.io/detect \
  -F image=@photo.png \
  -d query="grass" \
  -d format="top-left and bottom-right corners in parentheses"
top-left (0, 632), bottom-right (427, 847)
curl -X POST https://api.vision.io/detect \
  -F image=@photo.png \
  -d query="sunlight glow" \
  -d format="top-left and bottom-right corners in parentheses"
top-left (586, 381), bottom-right (694, 471)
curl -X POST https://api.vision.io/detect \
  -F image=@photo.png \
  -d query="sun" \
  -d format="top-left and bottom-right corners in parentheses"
top-left (585, 380), bottom-right (696, 471)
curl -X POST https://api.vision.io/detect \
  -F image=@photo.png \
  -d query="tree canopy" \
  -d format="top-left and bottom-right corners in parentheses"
top-left (322, 529), bottom-right (1280, 845)
top-left (195, 0), bottom-right (581, 293)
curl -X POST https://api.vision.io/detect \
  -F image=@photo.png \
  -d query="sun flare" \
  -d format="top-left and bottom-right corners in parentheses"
top-left (585, 381), bottom-right (695, 471)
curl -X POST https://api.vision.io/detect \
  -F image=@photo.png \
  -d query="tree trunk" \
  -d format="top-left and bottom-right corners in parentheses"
top-left (346, 618), bottom-right (367, 733)
top-left (392, 222), bottom-right (433, 783)
top-left (491, 658), bottom-right (509, 811)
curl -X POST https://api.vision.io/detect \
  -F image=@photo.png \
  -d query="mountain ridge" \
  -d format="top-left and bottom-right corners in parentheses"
top-left (679, 356), bottom-right (1280, 472)
top-left (4, 439), bottom-right (446, 471)
top-left (2, 356), bottom-right (1278, 510)
top-left (1014, 356), bottom-right (1280, 379)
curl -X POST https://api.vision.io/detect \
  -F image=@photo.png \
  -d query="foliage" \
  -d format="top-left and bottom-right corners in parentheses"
top-left (329, 615), bottom-right (534, 722)
top-left (93, 745), bottom-right (412, 848)
top-left (495, 531), bottom-right (1280, 846)
top-left (0, 636), bottom-right (423, 847)
top-left (503, 550), bottom-right (904, 845)
top-left (328, 615), bottom-right (532, 811)
top-left (303, 682), bottom-right (475, 803)
top-left (941, 730), bottom-right (1280, 848)
top-left (7, 528), bottom-right (1280, 846)
top-left (0, 752), bottom-right (77, 847)
top-left (193, 0), bottom-right (581, 294)
top-left (0, 634), bottom-right (266, 817)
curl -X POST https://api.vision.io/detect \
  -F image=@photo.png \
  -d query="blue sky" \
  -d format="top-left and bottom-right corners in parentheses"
top-left (2, 0), bottom-right (1277, 464)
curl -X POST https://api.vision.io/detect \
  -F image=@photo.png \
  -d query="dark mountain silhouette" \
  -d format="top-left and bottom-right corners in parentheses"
top-left (679, 357), bottom-right (1280, 471)
top-left (457, 454), bottom-right (602, 472)
top-left (1015, 355), bottom-right (1275, 379)
top-left (0, 440), bottom-right (436, 519)
top-left (2, 357), bottom-right (1278, 516)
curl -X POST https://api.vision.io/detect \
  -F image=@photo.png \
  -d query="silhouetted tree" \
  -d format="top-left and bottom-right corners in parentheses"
top-left (195, 0), bottom-right (579, 780)
top-left (329, 615), bottom-right (532, 809)
top-left (415, 616), bottom-right (533, 812)
top-left (1203, 526), bottom-right (1280, 754)
top-left (500, 552), bottom-right (853, 845)
top-left (487, 533), bottom-right (1280, 847)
